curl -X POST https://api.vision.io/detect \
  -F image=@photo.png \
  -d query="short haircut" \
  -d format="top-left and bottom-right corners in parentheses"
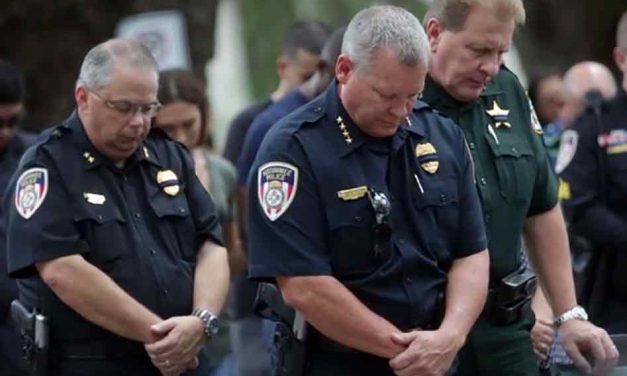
top-left (617, 11), bottom-right (627, 50)
top-left (424, 0), bottom-right (525, 32)
top-left (158, 69), bottom-right (209, 147)
top-left (0, 59), bottom-right (25, 104)
top-left (76, 38), bottom-right (158, 89)
top-left (282, 21), bottom-right (331, 59)
top-left (342, 5), bottom-right (430, 71)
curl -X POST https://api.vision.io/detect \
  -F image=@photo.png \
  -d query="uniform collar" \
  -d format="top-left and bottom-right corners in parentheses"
top-left (325, 81), bottom-right (426, 157)
top-left (64, 110), bottom-right (161, 171)
top-left (422, 74), bottom-right (504, 112)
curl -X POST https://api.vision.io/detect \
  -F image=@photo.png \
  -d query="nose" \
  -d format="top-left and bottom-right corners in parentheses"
top-left (480, 54), bottom-right (501, 78)
top-left (389, 99), bottom-right (411, 120)
top-left (127, 109), bottom-right (145, 127)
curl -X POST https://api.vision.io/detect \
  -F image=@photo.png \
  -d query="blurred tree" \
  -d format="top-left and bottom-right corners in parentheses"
top-left (0, 0), bottom-right (217, 131)
top-left (514, 0), bottom-right (625, 81)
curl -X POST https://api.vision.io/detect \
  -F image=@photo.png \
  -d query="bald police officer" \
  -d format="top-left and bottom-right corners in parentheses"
top-left (247, 6), bottom-right (489, 376)
top-left (4, 39), bottom-right (229, 376)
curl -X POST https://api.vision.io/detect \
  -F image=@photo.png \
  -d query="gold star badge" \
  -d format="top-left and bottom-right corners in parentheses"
top-left (486, 101), bottom-right (511, 128)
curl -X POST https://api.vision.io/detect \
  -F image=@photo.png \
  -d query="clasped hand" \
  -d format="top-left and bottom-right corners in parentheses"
top-left (389, 329), bottom-right (463, 376)
top-left (145, 315), bottom-right (206, 376)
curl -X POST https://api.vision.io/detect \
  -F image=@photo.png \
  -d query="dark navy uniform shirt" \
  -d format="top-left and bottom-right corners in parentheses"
top-left (0, 130), bottom-right (37, 316)
top-left (247, 82), bottom-right (487, 333)
top-left (559, 90), bottom-right (627, 253)
top-left (3, 112), bottom-right (223, 345)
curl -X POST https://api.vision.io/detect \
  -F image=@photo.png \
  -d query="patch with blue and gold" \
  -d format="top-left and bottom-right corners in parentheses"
top-left (15, 167), bottom-right (49, 219)
top-left (257, 162), bottom-right (298, 222)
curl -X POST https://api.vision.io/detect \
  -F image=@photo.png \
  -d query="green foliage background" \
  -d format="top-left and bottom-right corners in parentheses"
top-left (239, 0), bottom-right (428, 100)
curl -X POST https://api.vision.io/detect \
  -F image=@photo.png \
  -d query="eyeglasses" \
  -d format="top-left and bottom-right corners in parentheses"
top-left (367, 187), bottom-right (392, 258)
top-left (86, 87), bottom-right (161, 118)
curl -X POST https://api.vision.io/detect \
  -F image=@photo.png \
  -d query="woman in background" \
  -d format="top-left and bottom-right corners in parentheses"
top-left (155, 69), bottom-right (246, 376)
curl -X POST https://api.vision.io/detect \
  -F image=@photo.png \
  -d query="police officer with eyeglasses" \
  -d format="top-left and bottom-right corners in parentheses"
top-left (3, 39), bottom-right (230, 376)
top-left (246, 6), bottom-right (489, 376)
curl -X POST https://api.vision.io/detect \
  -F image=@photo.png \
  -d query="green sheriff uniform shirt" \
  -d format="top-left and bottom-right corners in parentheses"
top-left (422, 67), bottom-right (558, 281)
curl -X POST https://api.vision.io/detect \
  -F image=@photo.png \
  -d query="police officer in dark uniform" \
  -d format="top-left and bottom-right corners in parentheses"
top-left (3, 39), bottom-right (230, 376)
top-left (421, 1), bottom-right (618, 375)
top-left (0, 59), bottom-right (35, 376)
top-left (559, 10), bottom-right (627, 335)
top-left (247, 6), bottom-right (490, 376)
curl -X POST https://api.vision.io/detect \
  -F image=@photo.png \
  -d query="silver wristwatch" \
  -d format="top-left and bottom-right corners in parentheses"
top-left (191, 308), bottom-right (220, 339)
top-left (553, 305), bottom-right (589, 327)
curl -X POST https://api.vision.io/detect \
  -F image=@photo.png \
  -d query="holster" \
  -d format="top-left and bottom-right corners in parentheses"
top-left (486, 268), bottom-right (537, 326)
top-left (254, 282), bottom-right (306, 376)
top-left (10, 300), bottom-right (48, 376)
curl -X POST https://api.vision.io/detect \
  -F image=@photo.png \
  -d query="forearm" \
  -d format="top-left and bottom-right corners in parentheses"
top-left (573, 204), bottom-right (627, 251)
top-left (439, 250), bottom-right (489, 344)
top-left (531, 284), bottom-right (553, 319)
top-left (193, 241), bottom-right (230, 315)
top-left (224, 220), bottom-right (246, 276)
top-left (524, 205), bottom-right (577, 315)
top-left (277, 275), bottom-right (405, 358)
top-left (37, 255), bottom-right (161, 343)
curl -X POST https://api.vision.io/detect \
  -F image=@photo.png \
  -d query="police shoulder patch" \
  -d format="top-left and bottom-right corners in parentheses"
top-left (15, 167), bottom-right (49, 219)
top-left (555, 130), bottom-right (579, 174)
top-left (527, 96), bottom-right (543, 134)
top-left (257, 162), bottom-right (298, 222)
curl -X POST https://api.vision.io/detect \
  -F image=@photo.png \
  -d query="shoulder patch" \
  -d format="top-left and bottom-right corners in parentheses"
top-left (257, 162), bottom-right (298, 222)
top-left (555, 130), bottom-right (578, 174)
top-left (527, 96), bottom-right (543, 134)
top-left (15, 167), bottom-right (49, 219)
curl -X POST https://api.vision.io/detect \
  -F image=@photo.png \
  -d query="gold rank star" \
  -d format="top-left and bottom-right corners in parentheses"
top-left (83, 152), bottom-right (95, 163)
top-left (486, 101), bottom-right (511, 128)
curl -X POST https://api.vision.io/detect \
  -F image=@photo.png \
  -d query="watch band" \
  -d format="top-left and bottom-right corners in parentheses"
top-left (191, 308), bottom-right (219, 338)
top-left (553, 305), bottom-right (589, 327)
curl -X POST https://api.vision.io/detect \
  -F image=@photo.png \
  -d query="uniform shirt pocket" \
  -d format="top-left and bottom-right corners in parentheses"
top-left (326, 199), bottom-right (379, 279)
top-left (484, 134), bottom-right (535, 205)
top-left (73, 202), bottom-right (127, 267)
top-left (411, 176), bottom-right (460, 266)
top-left (148, 191), bottom-right (196, 261)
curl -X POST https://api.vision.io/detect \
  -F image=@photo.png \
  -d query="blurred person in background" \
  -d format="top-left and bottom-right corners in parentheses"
top-left (0, 58), bottom-right (36, 376)
top-left (528, 73), bottom-right (564, 128)
top-left (559, 10), bottom-right (627, 336)
top-left (552, 61), bottom-right (617, 173)
top-left (528, 73), bottom-right (564, 166)
top-left (155, 68), bottom-right (244, 376)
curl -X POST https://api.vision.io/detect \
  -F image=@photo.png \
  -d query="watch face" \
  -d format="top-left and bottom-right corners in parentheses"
top-left (207, 317), bottom-right (220, 336)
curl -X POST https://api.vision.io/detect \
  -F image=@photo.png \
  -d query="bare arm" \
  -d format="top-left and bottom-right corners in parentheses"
top-left (439, 249), bottom-right (489, 345)
top-left (37, 255), bottom-right (161, 343)
top-left (523, 205), bottom-right (577, 315)
top-left (277, 275), bottom-right (405, 358)
top-left (193, 241), bottom-right (230, 314)
top-left (224, 220), bottom-right (247, 277)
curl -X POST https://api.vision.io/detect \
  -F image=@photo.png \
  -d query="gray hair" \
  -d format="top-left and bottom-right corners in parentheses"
top-left (342, 5), bottom-right (430, 71)
top-left (76, 38), bottom-right (158, 89)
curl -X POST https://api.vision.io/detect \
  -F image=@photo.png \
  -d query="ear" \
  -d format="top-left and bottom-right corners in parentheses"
top-left (614, 46), bottom-right (626, 72)
top-left (75, 85), bottom-right (89, 116)
top-left (335, 55), bottom-right (354, 85)
top-left (276, 56), bottom-right (289, 79)
top-left (425, 18), bottom-right (444, 54)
